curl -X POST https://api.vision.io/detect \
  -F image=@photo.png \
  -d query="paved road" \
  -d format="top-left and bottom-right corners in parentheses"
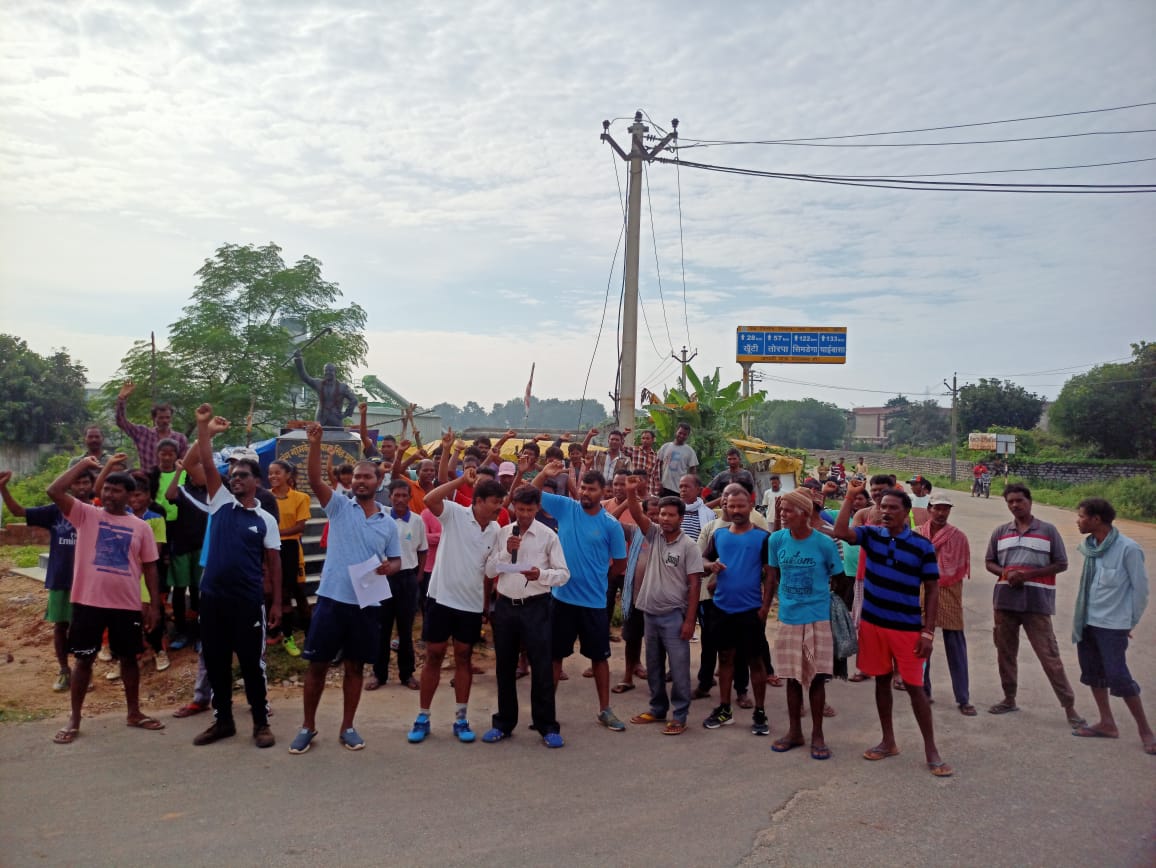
top-left (1, 494), bottom-right (1153, 867)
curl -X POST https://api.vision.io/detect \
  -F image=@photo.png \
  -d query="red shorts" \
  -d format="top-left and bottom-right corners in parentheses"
top-left (857, 620), bottom-right (925, 686)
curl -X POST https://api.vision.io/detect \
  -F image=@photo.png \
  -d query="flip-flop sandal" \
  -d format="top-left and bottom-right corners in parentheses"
top-left (736, 694), bottom-right (755, 709)
top-left (515, 669), bottom-right (529, 680)
top-left (1144, 742), bottom-right (1156, 755)
top-left (928, 761), bottom-right (954, 777)
top-left (823, 704), bottom-right (837, 718)
top-left (810, 745), bottom-right (831, 760)
top-left (127, 716), bottom-right (165, 731)
top-left (848, 673), bottom-right (869, 683)
top-left (767, 675), bottom-right (783, 687)
top-left (1067, 714), bottom-right (1088, 729)
top-left (611, 682), bottom-right (635, 694)
top-left (582, 668), bottom-right (594, 678)
top-left (771, 737), bottom-right (805, 753)
top-left (53, 728), bottom-right (79, 744)
top-left (893, 680), bottom-right (906, 691)
top-left (959, 704), bottom-right (978, 716)
top-left (1071, 725), bottom-right (1118, 739)
top-left (558, 671), bottom-right (570, 681)
top-left (988, 700), bottom-right (1019, 715)
top-left (633, 667), bottom-right (648, 679)
top-left (862, 746), bottom-right (900, 761)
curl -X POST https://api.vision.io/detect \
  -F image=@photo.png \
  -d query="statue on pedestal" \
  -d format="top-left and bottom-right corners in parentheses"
top-left (293, 350), bottom-right (358, 428)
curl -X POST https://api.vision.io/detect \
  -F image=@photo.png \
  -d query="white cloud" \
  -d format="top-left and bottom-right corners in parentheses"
top-left (2, 0), bottom-right (1154, 415)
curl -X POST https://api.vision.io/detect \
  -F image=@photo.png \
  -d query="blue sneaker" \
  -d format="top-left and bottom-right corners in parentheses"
top-left (169, 634), bottom-right (188, 651)
top-left (481, 727), bottom-right (507, 743)
top-left (339, 727), bottom-right (365, 751)
top-left (542, 731), bottom-right (565, 749)
top-left (288, 728), bottom-right (317, 755)
top-left (407, 714), bottom-right (430, 744)
top-left (453, 718), bottom-right (476, 743)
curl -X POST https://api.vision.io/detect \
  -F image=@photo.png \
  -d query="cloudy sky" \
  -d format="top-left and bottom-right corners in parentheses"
top-left (2, 0), bottom-right (1154, 416)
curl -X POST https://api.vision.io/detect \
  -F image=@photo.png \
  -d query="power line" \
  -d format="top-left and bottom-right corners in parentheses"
top-left (654, 156), bottom-right (1156, 193)
top-left (642, 163), bottom-right (675, 351)
top-left (759, 374), bottom-right (935, 396)
top-left (806, 157), bottom-right (1156, 179)
top-left (958, 356), bottom-right (1135, 378)
top-left (676, 100), bottom-right (1156, 147)
top-left (677, 128), bottom-right (1156, 150)
top-left (578, 153), bottom-right (629, 428)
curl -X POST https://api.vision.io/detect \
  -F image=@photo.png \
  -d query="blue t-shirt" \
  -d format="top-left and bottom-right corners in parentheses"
top-left (201, 488), bottom-right (280, 606)
top-left (317, 492), bottom-right (401, 606)
top-left (25, 504), bottom-right (76, 592)
top-left (541, 492), bottom-right (627, 609)
top-left (768, 528), bottom-right (842, 625)
top-left (704, 526), bottom-right (770, 614)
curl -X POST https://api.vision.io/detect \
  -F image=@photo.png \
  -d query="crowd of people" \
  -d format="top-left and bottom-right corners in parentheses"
top-left (0, 386), bottom-right (1151, 771)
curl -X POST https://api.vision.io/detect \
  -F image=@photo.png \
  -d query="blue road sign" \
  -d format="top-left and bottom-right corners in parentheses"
top-left (736, 326), bottom-right (846, 364)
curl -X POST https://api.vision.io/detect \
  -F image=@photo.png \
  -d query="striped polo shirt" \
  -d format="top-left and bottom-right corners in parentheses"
top-left (985, 517), bottom-right (1067, 615)
top-left (853, 525), bottom-right (939, 631)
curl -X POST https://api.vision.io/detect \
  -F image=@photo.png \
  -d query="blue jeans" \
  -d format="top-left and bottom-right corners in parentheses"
top-left (923, 628), bottom-right (969, 706)
top-left (644, 610), bottom-right (692, 723)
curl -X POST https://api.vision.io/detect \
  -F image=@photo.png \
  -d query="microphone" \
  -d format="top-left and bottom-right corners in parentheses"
top-left (511, 524), bottom-right (520, 564)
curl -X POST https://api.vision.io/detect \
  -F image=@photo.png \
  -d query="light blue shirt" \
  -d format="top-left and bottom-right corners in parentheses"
top-left (541, 492), bottom-right (627, 609)
top-left (1086, 535), bottom-right (1149, 632)
top-left (317, 493), bottom-right (401, 606)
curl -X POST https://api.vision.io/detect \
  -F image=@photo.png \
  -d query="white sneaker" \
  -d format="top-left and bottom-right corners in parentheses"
top-left (105, 660), bottom-right (121, 681)
top-left (98, 646), bottom-right (113, 662)
top-left (155, 650), bottom-right (171, 672)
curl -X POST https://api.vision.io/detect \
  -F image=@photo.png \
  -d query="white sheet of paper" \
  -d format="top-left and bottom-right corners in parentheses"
top-left (495, 562), bottom-right (528, 574)
top-left (349, 556), bottom-right (392, 608)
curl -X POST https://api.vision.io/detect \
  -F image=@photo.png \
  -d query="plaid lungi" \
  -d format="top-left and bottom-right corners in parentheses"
top-left (773, 621), bottom-right (834, 687)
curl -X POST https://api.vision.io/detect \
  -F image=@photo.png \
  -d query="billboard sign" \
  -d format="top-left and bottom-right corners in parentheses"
top-left (736, 326), bottom-right (847, 364)
top-left (968, 432), bottom-right (1016, 454)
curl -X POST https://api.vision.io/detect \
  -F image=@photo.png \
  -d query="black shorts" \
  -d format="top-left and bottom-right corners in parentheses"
top-left (69, 602), bottom-right (143, 660)
top-left (621, 604), bottom-right (645, 645)
top-left (551, 599), bottom-right (611, 662)
top-left (422, 600), bottom-right (483, 645)
top-left (280, 539), bottom-right (302, 595)
top-left (708, 607), bottom-right (767, 660)
top-left (302, 596), bottom-right (381, 665)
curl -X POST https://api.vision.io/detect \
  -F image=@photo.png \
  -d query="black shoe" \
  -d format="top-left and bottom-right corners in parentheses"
top-left (193, 719), bottom-right (236, 745)
top-left (253, 724), bottom-right (275, 748)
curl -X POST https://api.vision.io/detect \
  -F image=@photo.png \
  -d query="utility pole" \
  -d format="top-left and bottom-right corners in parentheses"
top-left (740, 362), bottom-right (752, 435)
top-left (943, 372), bottom-right (959, 481)
top-left (602, 112), bottom-right (678, 436)
top-left (672, 345), bottom-right (698, 394)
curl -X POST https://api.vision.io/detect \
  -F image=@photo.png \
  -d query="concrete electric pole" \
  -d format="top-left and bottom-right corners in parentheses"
top-left (602, 112), bottom-right (678, 436)
top-left (944, 371), bottom-right (959, 481)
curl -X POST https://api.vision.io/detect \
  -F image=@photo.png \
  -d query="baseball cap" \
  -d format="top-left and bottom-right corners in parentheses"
top-left (228, 447), bottom-right (260, 462)
top-left (498, 461), bottom-right (517, 477)
top-left (928, 493), bottom-right (954, 507)
top-left (908, 474), bottom-right (926, 485)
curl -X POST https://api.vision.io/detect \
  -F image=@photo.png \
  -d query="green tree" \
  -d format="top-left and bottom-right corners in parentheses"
top-left (636, 364), bottom-right (762, 476)
top-left (750, 398), bottom-right (845, 449)
top-left (958, 378), bottom-right (1044, 433)
top-left (0, 335), bottom-right (89, 444)
top-left (1049, 342), bottom-right (1156, 458)
top-left (102, 243), bottom-right (368, 438)
top-left (884, 396), bottom-right (950, 447)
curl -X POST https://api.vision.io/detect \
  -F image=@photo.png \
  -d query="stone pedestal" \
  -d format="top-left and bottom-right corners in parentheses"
top-left (275, 428), bottom-right (362, 469)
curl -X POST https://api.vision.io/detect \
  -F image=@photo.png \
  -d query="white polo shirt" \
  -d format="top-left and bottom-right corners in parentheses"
top-left (390, 508), bottom-right (428, 572)
top-left (427, 500), bottom-right (499, 613)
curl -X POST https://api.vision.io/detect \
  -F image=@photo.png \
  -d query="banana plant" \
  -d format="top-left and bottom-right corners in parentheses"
top-left (638, 364), bottom-right (764, 476)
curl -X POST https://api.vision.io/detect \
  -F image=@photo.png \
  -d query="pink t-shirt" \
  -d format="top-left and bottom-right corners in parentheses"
top-left (67, 501), bottom-right (160, 611)
top-left (421, 508), bottom-right (442, 572)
